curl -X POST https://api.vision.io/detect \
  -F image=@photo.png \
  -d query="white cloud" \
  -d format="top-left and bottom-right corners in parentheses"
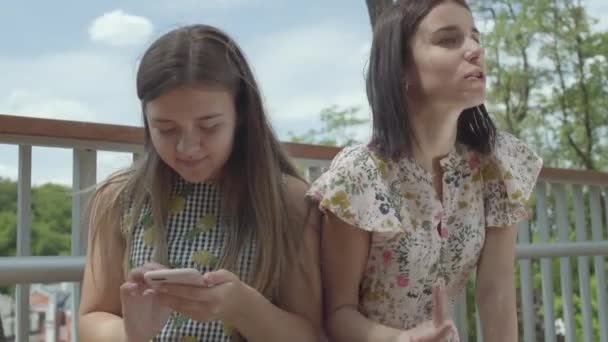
top-left (155, 0), bottom-right (257, 13)
top-left (0, 50), bottom-right (141, 125)
top-left (248, 22), bottom-right (372, 124)
top-left (0, 146), bottom-right (73, 186)
top-left (30, 148), bottom-right (73, 185)
top-left (0, 47), bottom-right (143, 185)
top-left (89, 10), bottom-right (154, 47)
top-left (590, 15), bottom-right (608, 32)
top-left (97, 151), bottom-right (133, 182)
top-left (2, 90), bottom-right (97, 122)
top-left (0, 162), bottom-right (17, 181)
top-left (0, 11), bottom-right (374, 186)
top-left (587, 0), bottom-right (608, 31)
top-left (479, 18), bottom-right (495, 34)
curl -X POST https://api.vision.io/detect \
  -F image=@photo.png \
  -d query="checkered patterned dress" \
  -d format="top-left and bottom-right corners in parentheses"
top-left (128, 178), bottom-right (256, 341)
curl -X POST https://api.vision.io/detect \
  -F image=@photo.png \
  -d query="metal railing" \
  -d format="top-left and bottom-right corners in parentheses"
top-left (0, 114), bottom-right (607, 342)
top-left (451, 178), bottom-right (608, 342)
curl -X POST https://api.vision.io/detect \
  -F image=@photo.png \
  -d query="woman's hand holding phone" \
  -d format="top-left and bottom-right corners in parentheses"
top-left (149, 268), bottom-right (255, 330)
top-left (120, 262), bottom-right (173, 342)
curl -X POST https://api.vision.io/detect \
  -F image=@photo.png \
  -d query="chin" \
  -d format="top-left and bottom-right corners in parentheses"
top-left (176, 169), bottom-right (214, 184)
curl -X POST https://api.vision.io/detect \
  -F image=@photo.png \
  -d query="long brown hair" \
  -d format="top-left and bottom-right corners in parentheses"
top-left (366, 0), bottom-right (497, 159)
top-left (88, 24), bottom-right (305, 324)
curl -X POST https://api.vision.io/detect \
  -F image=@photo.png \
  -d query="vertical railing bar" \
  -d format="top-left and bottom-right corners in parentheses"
top-left (476, 307), bottom-right (483, 342)
top-left (553, 183), bottom-right (576, 342)
top-left (452, 288), bottom-right (468, 342)
top-left (573, 185), bottom-right (594, 342)
top-left (15, 145), bottom-right (32, 342)
top-left (535, 182), bottom-right (556, 342)
top-left (70, 148), bottom-right (97, 342)
top-left (518, 219), bottom-right (537, 342)
top-left (589, 187), bottom-right (608, 342)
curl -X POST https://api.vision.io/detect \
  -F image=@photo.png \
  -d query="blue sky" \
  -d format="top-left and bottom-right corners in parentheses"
top-left (0, 0), bottom-right (607, 185)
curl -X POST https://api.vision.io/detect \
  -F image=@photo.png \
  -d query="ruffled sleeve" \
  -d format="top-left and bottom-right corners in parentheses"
top-left (482, 132), bottom-right (543, 227)
top-left (306, 144), bottom-right (402, 232)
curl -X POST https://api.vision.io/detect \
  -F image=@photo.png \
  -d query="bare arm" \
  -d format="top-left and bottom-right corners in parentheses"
top-left (78, 184), bottom-right (128, 341)
top-left (233, 177), bottom-right (322, 342)
top-left (476, 225), bottom-right (518, 342)
top-left (323, 213), bottom-right (406, 342)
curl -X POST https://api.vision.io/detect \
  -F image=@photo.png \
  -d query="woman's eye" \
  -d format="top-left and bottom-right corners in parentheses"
top-left (201, 124), bottom-right (219, 131)
top-left (439, 37), bottom-right (459, 45)
top-left (158, 127), bottom-right (177, 134)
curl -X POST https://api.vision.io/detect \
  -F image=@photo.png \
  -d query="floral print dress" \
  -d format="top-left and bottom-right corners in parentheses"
top-left (307, 131), bottom-right (543, 329)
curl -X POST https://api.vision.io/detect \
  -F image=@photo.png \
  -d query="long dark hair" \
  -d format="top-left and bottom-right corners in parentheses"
top-left (88, 25), bottom-right (305, 316)
top-left (366, 0), bottom-right (496, 159)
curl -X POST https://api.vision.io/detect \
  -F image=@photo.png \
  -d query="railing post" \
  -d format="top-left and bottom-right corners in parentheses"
top-left (70, 148), bottom-right (97, 342)
top-left (589, 186), bottom-right (608, 342)
top-left (475, 310), bottom-right (482, 342)
top-left (573, 185), bottom-right (594, 342)
top-left (306, 166), bottom-right (323, 183)
top-left (535, 182), bottom-right (556, 342)
top-left (304, 160), bottom-right (330, 183)
top-left (45, 291), bottom-right (59, 342)
top-left (554, 184), bottom-right (576, 342)
top-left (518, 219), bottom-right (537, 342)
top-left (452, 283), bottom-right (468, 341)
top-left (16, 145), bottom-right (32, 342)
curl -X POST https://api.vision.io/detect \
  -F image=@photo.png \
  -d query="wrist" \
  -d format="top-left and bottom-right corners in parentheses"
top-left (121, 320), bottom-right (146, 342)
top-left (229, 281), bottom-right (267, 328)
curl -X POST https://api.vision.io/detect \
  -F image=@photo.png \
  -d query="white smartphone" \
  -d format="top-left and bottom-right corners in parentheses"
top-left (143, 268), bottom-right (205, 288)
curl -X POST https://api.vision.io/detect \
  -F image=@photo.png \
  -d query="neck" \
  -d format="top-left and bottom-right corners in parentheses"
top-left (408, 101), bottom-right (461, 173)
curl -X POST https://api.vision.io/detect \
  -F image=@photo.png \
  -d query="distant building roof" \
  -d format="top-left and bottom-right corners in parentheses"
top-left (30, 283), bottom-right (72, 312)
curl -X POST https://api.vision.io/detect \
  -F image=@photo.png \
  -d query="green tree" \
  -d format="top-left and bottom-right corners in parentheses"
top-left (366, 0), bottom-right (607, 171)
top-left (536, 0), bottom-right (608, 170)
top-left (471, 0), bottom-right (549, 139)
top-left (472, 0), bottom-right (608, 170)
top-left (288, 105), bottom-right (369, 147)
top-left (30, 184), bottom-right (72, 256)
top-left (0, 178), bottom-right (73, 294)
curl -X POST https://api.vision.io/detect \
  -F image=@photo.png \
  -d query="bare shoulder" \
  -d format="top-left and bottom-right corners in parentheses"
top-left (278, 175), bottom-right (322, 332)
top-left (283, 174), bottom-right (310, 214)
top-left (87, 170), bottom-right (131, 237)
top-left (79, 171), bottom-right (131, 318)
top-left (284, 174), bottom-right (308, 196)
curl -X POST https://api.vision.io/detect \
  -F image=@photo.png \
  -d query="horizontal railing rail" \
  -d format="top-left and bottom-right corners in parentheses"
top-left (1, 114), bottom-right (607, 342)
